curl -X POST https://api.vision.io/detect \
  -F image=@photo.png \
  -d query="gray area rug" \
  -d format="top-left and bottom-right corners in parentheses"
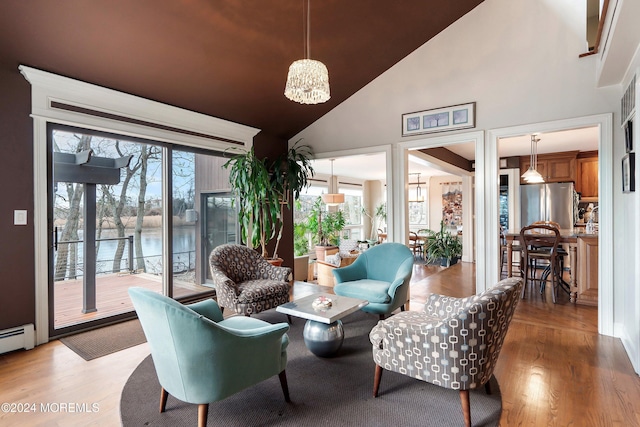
top-left (60, 319), bottom-right (146, 361)
top-left (120, 310), bottom-right (501, 426)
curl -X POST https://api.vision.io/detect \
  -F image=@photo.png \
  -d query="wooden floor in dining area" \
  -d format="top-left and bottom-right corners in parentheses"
top-left (1, 262), bottom-right (639, 426)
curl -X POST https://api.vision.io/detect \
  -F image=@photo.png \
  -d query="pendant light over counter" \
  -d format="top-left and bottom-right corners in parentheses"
top-left (321, 159), bottom-right (344, 206)
top-left (521, 134), bottom-right (545, 183)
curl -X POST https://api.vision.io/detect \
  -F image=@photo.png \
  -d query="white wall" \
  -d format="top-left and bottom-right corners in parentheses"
top-left (618, 52), bottom-right (640, 374)
top-left (294, 0), bottom-right (618, 152)
top-left (292, 0), bottom-right (639, 372)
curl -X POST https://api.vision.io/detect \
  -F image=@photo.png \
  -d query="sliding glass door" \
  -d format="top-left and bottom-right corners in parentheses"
top-left (49, 125), bottom-right (229, 336)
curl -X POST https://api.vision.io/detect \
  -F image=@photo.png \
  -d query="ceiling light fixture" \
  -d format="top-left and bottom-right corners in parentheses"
top-left (284, 0), bottom-right (330, 104)
top-left (321, 159), bottom-right (344, 206)
top-left (521, 134), bottom-right (545, 183)
top-left (409, 173), bottom-right (425, 203)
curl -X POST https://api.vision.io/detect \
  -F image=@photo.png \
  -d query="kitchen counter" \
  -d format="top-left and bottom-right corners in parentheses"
top-left (504, 229), bottom-right (599, 304)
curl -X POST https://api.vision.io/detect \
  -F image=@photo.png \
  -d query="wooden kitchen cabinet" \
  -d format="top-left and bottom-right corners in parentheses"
top-left (576, 152), bottom-right (599, 198)
top-left (520, 151), bottom-right (577, 184)
top-left (576, 235), bottom-right (598, 306)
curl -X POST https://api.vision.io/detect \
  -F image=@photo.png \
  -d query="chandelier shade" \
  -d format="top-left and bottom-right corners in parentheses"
top-left (284, 0), bottom-right (330, 105)
top-left (321, 193), bottom-right (345, 205)
top-left (285, 59), bottom-right (330, 104)
top-left (322, 158), bottom-right (344, 206)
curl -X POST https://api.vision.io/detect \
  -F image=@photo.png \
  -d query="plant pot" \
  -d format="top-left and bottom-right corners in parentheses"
top-left (267, 257), bottom-right (284, 267)
top-left (439, 256), bottom-right (460, 267)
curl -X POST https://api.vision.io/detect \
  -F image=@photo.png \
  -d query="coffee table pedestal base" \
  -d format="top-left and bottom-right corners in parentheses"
top-left (303, 319), bottom-right (344, 357)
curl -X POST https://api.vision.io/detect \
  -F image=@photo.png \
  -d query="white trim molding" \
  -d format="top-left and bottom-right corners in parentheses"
top-left (19, 66), bottom-right (259, 151)
top-left (20, 65), bottom-right (260, 345)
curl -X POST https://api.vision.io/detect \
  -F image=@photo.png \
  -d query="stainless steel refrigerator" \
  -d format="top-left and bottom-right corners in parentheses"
top-left (520, 182), bottom-right (576, 229)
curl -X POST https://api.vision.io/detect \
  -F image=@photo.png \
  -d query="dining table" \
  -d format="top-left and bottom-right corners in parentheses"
top-left (504, 228), bottom-right (595, 304)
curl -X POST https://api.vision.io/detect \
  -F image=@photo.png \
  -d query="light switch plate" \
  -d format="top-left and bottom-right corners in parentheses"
top-left (14, 210), bottom-right (27, 225)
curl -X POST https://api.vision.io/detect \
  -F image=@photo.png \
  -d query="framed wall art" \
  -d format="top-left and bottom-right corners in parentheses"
top-left (624, 119), bottom-right (633, 153)
top-left (622, 152), bottom-right (635, 193)
top-left (402, 102), bottom-right (475, 137)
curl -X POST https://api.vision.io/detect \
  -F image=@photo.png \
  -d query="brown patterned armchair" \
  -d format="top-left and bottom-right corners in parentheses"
top-left (369, 277), bottom-right (523, 427)
top-left (209, 244), bottom-right (292, 316)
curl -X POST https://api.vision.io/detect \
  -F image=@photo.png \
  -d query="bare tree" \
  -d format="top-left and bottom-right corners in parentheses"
top-left (54, 134), bottom-right (91, 281)
top-left (103, 140), bottom-right (143, 273)
top-left (134, 144), bottom-right (156, 271)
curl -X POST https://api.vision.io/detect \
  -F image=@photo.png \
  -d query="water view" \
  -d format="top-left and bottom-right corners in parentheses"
top-left (54, 226), bottom-right (197, 278)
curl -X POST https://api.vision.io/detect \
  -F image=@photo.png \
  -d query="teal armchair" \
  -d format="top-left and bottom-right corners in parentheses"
top-left (128, 287), bottom-right (290, 427)
top-left (332, 242), bottom-right (414, 319)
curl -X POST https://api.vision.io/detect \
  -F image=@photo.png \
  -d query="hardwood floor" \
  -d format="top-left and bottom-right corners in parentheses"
top-left (1, 262), bottom-right (638, 426)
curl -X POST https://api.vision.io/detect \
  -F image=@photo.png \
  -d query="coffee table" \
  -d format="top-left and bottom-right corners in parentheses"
top-left (276, 293), bottom-right (368, 357)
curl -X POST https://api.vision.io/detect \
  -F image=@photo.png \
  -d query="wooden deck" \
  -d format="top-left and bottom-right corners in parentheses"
top-left (54, 273), bottom-right (212, 329)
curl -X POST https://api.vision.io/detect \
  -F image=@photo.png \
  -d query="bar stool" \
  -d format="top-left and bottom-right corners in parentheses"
top-left (520, 224), bottom-right (562, 303)
top-left (500, 226), bottom-right (523, 278)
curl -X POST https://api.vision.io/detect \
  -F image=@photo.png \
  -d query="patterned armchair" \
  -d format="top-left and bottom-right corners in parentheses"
top-left (369, 277), bottom-right (523, 427)
top-left (209, 244), bottom-right (292, 316)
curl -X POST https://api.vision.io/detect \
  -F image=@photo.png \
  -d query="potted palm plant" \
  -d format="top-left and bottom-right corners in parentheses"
top-left (423, 220), bottom-right (463, 267)
top-left (223, 140), bottom-right (314, 261)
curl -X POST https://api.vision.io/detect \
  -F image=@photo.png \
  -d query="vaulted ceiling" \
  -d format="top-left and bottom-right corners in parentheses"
top-left (0, 0), bottom-right (484, 140)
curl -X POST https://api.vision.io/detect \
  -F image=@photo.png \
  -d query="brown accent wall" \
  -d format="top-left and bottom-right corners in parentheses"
top-left (0, 65), bottom-right (36, 330)
top-left (0, 64), bottom-right (293, 332)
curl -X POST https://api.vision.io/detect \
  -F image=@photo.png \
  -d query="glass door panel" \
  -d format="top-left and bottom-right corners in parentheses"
top-left (201, 192), bottom-right (237, 284)
top-left (51, 128), bottom-right (163, 335)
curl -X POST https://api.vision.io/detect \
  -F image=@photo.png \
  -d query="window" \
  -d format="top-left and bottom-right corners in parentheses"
top-left (340, 186), bottom-right (363, 240)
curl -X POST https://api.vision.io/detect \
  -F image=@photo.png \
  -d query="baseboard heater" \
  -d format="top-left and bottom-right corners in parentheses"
top-left (0, 324), bottom-right (35, 354)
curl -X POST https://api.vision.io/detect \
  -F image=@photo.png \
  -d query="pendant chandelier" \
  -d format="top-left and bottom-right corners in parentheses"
top-left (521, 134), bottom-right (545, 183)
top-left (409, 173), bottom-right (425, 203)
top-left (321, 159), bottom-right (344, 206)
top-left (284, 0), bottom-right (330, 104)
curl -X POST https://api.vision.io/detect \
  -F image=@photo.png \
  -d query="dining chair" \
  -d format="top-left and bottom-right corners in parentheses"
top-left (408, 231), bottom-right (423, 259)
top-left (530, 221), bottom-right (569, 263)
top-left (520, 224), bottom-right (562, 303)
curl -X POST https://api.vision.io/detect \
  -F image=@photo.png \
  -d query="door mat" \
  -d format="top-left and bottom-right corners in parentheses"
top-left (60, 319), bottom-right (146, 361)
